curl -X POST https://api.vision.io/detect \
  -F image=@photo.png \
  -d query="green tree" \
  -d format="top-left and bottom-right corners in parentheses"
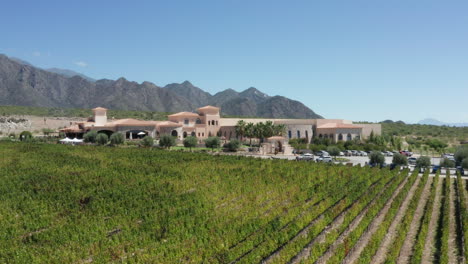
top-left (440, 158), bottom-right (455, 168)
top-left (205, 136), bottom-right (221, 151)
top-left (183, 136), bottom-right (197, 151)
top-left (19, 131), bottom-right (33, 141)
top-left (392, 153), bottom-right (408, 166)
top-left (96, 133), bottom-right (109, 145)
top-left (461, 158), bottom-right (468, 169)
top-left (110, 133), bottom-right (125, 145)
top-left (454, 146), bottom-right (468, 165)
top-left (253, 122), bottom-right (265, 144)
top-left (83, 131), bottom-right (98, 143)
top-left (369, 151), bottom-right (385, 165)
top-left (224, 139), bottom-right (241, 152)
top-left (273, 124), bottom-right (286, 137)
top-left (142, 136), bottom-right (155, 147)
top-left (41, 128), bottom-right (54, 137)
top-left (159, 135), bottom-right (175, 149)
top-left (235, 120), bottom-right (246, 141)
top-left (415, 156), bottom-right (431, 169)
top-left (245, 122), bottom-right (255, 146)
top-left (326, 146), bottom-right (340, 158)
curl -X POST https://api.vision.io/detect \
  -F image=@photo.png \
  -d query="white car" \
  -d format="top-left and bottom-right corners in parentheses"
top-left (316, 155), bottom-right (333, 163)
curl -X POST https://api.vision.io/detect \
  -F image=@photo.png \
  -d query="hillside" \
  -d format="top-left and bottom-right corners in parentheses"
top-left (0, 54), bottom-right (322, 119)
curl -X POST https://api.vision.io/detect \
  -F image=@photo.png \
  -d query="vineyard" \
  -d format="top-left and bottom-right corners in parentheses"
top-left (0, 142), bottom-right (467, 263)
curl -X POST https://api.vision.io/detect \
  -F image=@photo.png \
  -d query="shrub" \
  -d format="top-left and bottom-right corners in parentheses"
top-left (369, 151), bottom-right (385, 165)
top-left (96, 133), bottom-right (109, 145)
top-left (19, 131), bottom-right (33, 141)
top-left (462, 158), bottom-right (468, 169)
top-left (224, 139), bottom-right (241, 152)
top-left (415, 156), bottom-right (431, 168)
top-left (392, 153), bottom-right (408, 166)
top-left (183, 136), bottom-right (197, 151)
top-left (326, 146), bottom-right (341, 157)
top-left (83, 131), bottom-right (98, 143)
top-left (439, 158), bottom-right (455, 168)
top-left (159, 135), bottom-right (175, 149)
top-left (142, 136), bottom-right (155, 147)
top-left (454, 145), bottom-right (468, 165)
top-left (110, 133), bottom-right (125, 145)
top-left (205, 137), bottom-right (221, 151)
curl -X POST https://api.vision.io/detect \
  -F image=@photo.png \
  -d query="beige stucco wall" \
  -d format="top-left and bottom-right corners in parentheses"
top-left (360, 124), bottom-right (382, 139)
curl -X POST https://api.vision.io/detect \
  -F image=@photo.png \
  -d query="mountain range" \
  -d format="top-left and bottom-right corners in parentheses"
top-left (0, 54), bottom-right (322, 118)
top-left (417, 118), bottom-right (468, 127)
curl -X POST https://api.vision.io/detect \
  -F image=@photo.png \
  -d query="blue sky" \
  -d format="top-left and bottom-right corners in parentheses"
top-left (1, 0), bottom-right (467, 123)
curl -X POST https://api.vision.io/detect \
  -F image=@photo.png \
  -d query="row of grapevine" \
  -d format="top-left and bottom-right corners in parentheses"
top-left (383, 171), bottom-right (430, 263)
top-left (324, 169), bottom-right (412, 263)
top-left (225, 166), bottom-right (380, 263)
top-left (269, 169), bottom-right (399, 263)
top-left (410, 172), bottom-right (440, 264)
top-left (354, 170), bottom-right (420, 263)
top-left (456, 172), bottom-right (468, 261)
top-left (235, 169), bottom-right (385, 263)
top-left (437, 172), bottom-right (451, 264)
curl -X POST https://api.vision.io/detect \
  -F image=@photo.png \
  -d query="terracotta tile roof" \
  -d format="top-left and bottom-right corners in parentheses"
top-left (157, 121), bottom-right (183, 127)
top-left (92, 107), bottom-right (108, 111)
top-left (106, 119), bottom-right (158, 127)
top-left (317, 123), bottom-right (362, 129)
top-left (197, 105), bottom-right (220, 111)
top-left (168, 112), bottom-right (200, 118)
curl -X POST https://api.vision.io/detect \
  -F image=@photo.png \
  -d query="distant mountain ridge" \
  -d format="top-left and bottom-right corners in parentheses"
top-left (418, 118), bottom-right (468, 127)
top-left (0, 54), bottom-right (322, 119)
top-left (46, 68), bottom-right (96, 82)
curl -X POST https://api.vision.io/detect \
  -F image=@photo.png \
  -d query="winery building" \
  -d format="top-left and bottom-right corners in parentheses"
top-left (61, 106), bottom-right (381, 143)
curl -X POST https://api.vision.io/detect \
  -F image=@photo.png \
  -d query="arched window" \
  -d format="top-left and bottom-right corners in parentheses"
top-left (288, 130), bottom-right (292, 139)
top-left (229, 131), bottom-right (232, 139)
top-left (216, 120), bottom-right (218, 126)
top-left (191, 132), bottom-right (196, 137)
top-left (183, 131), bottom-right (187, 138)
top-left (196, 118), bottom-right (202, 124)
top-left (184, 119), bottom-right (189, 125)
top-left (324, 134), bottom-right (328, 139)
top-left (305, 130), bottom-right (309, 139)
top-left (212, 120), bottom-right (216, 126)
top-left (347, 133), bottom-right (352, 141)
top-left (208, 121), bottom-right (211, 126)
top-left (329, 134), bottom-right (333, 139)
top-left (319, 134), bottom-right (323, 138)
top-left (224, 131), bottom-right (227, 137)
top-left (297, 130), bottom-right (301, 138)
top-left (171, 130), bottom-right (178, 137)
top-left (338, 133), bottom-right (343, 140)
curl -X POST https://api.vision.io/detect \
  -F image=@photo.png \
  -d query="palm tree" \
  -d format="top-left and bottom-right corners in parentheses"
top-left (263, 121), bottom-right (274, 138)
top-left (245, 122), bottom-right (255, 146)
top-left (273, 124), bottom-right (286, 137)
top-left (235, 120), bottom-right (246, 141)
top-left (253, 122), bottom-right (265, 144)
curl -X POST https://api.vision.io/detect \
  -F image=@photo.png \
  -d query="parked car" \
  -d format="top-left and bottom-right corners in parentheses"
top-left (339, 151), bottom-right (344, 156)
top-left (296, 153), bottom-right (314, 161)
top-left (316, 155), bottom-right (333, 163)
top-left (344, 150), bottom-right (352, 156)
top-left (456, 166), bottom-right (465, 176)
top-left (370, 162), bottom-right (387, 169)
top-left (315, 150), bottom-right (328, 156)
top-left (408, 157), bottom-right (417, 165)
top-left (432, 165), bottom-right (440, 174)
top-left (360, 151), bottom-right (368, 156)
top-left (400, 150), bottom-right (413, 157)
top-left (351, 150), bottom-right (359, 156)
